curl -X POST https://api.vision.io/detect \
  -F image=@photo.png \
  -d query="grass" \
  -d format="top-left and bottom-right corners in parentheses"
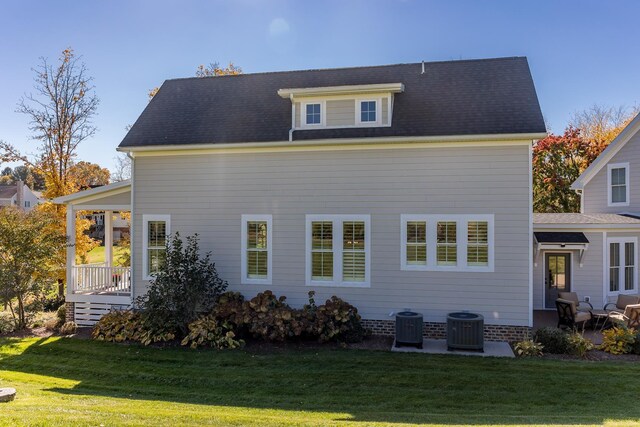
top-left (0, 337), bottom-right (639, 426)
top-left (82, 245), bottom-right (127, 266)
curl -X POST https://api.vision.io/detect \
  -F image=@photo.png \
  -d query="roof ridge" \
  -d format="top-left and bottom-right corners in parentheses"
top-left (163, 56), bottom-right (527, 83)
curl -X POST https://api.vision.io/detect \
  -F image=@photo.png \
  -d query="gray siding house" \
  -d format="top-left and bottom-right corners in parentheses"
top-left (534, 114), bottom-right (640, 310)
top-left (56, 57), bottom-right (548, 339)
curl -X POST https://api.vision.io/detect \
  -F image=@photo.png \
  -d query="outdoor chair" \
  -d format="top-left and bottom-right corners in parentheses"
top-left (556, 298), bottom-right (592, 330)
top-left (558, 291), bottom-right (593, 312)
top-left (604, 294), bottom-right (640, 312)
top-left (607, 303), bottom-right (640, 329)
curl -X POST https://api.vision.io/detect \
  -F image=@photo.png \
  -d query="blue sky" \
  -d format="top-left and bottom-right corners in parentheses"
top-left (1, 0), bottom-right (639, 172)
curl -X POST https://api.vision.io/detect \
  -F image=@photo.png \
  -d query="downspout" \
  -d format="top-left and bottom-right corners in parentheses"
top-left (289, 94), bottom-right (295, 142)
top-left (127, 152), bottom-right (136, 307)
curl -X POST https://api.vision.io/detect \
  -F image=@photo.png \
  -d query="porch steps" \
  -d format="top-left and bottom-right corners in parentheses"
top-left (74, 302), bottom-right (116, 326)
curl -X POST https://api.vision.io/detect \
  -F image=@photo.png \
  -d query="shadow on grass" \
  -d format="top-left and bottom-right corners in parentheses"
top-left (1, 336), bottom-right (639, 425)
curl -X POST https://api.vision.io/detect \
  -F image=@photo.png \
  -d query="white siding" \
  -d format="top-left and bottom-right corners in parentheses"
top-left (583, 130), bottom-right (640, 213)
top-left (132, 144), bottom-right (531, 326)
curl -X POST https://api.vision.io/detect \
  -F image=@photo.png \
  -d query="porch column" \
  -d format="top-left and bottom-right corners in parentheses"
top-left (105, 210), bottom-right (113, 268)
top-left (66, 205), bottom-right (76, 295)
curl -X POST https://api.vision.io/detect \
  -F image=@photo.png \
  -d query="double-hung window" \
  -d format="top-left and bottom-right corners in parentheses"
top-left (401, 214), bottom-right (494, 271)
top-left (241, 215), bottom-right (272, 285)
top-left (306, 215), bottom-right (370, 287)
top-left (608, 163), bottom-right (629, 206)
top-left (143, 214), bottom-right (170, 280)
top-left (608, 237), bottom-right (637, 295)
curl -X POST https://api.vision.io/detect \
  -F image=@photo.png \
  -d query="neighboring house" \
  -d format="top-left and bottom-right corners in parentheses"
top-left (82, 212), bottom-right (129, 243)
top-left (55, 57), bottom-right (548, 336)
top-left (0, 181), bottom-right (41, 211)
top-left (534, 114), bottom-right (640, 310)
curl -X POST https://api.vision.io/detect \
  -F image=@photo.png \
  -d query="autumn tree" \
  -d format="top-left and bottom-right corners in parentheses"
top-left (0, 48), bottom-right (101, 273)
top-left (0, 207), bottom-right (66, 329)
top-left (533, 127), bottom-right (592, 213)
top-left (69, 161), bottom-right (110, 189)
top-left (195, 62), bottom-right (242, 77)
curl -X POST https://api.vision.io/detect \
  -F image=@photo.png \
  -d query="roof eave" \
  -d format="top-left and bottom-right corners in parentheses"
top-left (277, 83), bottom-right (405, 99)
top-left (52, 180), bottom-right (131, 205)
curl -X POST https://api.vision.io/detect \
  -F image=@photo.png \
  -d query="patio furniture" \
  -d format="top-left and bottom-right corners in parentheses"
top-left (556, 298), bottom-right (592, 330)
top-left (558, 291), bottom-right (593, 312)
top-left (607, 304), bottom-right (640, 329)
top-left (604, 294), bottom-right (640, 313)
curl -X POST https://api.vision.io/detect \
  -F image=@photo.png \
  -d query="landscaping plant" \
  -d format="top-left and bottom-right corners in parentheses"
top-left (180, 315), bottom-right (244, 349)
top-left (567, 332), bottom-right (594, 358)
top-left (59, 321), bottom-right (77, 335)
top-left (534, 327), bottom-right (571, 354)
top-left (514, 339), bottom-right (544, 357)
top-left (600, 326), bottom-right (636, 355)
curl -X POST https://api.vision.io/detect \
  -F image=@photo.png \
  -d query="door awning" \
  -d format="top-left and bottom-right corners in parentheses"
top-left (534, 232), bottom-right (589, 267)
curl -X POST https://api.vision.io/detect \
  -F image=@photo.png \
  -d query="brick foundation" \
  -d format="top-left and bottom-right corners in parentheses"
top-left (65, 302), bottom-right (75, 323)
top-left (362, 319), bottom-right (531, 342)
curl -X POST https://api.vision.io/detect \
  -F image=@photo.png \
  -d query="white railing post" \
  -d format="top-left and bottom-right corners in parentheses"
top-left (105, 210), bottom-right (113, 268)
top-left (66, 205), bottom-right (76, 296)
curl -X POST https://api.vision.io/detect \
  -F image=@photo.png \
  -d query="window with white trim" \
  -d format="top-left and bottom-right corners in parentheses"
top-left (142, 214), bottom-right (170, 280)
top-left (608, 163), bottom-right (629, 206)
top-left (305, 103), bottom-right (321, 125)
top-left (306, 215), bottom-right (370, 287)
top-left (360, 100), bottom-right (377, 122)
top-left (24, 201), bottom-right (30, 208)
top-left (608, 237), bottom-right (637, 294)
top-left (241, 215), bottom-right (272, 285)
top-left (400, 214), bottom-right (494, 271)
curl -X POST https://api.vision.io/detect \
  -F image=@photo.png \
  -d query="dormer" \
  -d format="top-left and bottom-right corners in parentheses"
top-left (278, 83), bottom-right (404, 131)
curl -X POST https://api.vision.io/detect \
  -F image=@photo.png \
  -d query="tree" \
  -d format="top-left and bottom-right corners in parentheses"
top-left (111, 153), bottom-right (131, 182)
top-left (69, 161), bottom-right (110, 190)
top-left (533, 127), bottom-right (593, 213)
top-left (195, 62), bottom-right (242, 78)
top-left (0, 207), bottom-right (66, 329)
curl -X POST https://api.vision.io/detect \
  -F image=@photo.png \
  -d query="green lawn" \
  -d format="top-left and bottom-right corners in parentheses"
top-left (0, 337), bottom-right (639, 426)
top-left (82, 245), bottom-right (127, 266)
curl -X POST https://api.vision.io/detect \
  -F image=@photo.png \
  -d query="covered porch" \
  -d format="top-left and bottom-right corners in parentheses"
top-left (54, 180), bottom-right (132, 315)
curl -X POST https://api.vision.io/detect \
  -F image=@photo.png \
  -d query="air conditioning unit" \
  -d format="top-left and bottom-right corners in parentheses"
top-left (447, 312), bottom-right (484, 352)
top-left (395, 311), bottom-right (423, 348)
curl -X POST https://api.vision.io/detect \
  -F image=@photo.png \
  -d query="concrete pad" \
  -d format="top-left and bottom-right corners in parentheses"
top-left (391, 339), bottom-right (514, 358)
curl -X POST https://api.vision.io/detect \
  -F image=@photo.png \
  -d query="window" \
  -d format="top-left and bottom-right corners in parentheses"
top-left (306, 215), bottom-right (370, 287)
top-left (608, 163), bottom-right (629, 206)
top-left (142, 214), bottom-right (170, 280)
top-left (24, 201), bottom-right (30, 208)
top-left (400, 215), bottom-right (494, 271)
top-left (608, 237), bottom-right (637, 295)
top-left (305, 103), bottom-right (321, 125)
top-left (360, 101), bottom-right (376, 122)
top-left (467, 221), bottom-right (489, 267)
top-left (241, 215), bottom-right (272, 284)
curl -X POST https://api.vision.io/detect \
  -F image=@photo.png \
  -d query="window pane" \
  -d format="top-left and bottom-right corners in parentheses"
top-left (406, 244), bottom-right (427, 265)
top-left (312, 252), bottom-right (333, 281)
top-left (625, 242), bottom-right (635, 291)
top-left (610, 242), bottom-right (620, 292)
top-left (343, 251), bottom-right (365, 282)
top-left (247, 251), bottom-right (268, 279)
top-left (437, 222), bottom-right (456, 243)
top-left (360, 101), bottom-right (376, 122)
top-left (343, 221), bottom-right (365, 250)
top-left (148, 248), bottom-right (166, 274)
top-left (612, 185), bottom-right (626, 203)
top-left (468, 221), bottom-right (488, 244)
top-left (610, 243), bottom-right (620, 267)
top-left (467, 246), bottom-right (488, 266)
top-left (148, 221), bottom-right (166, 246)
top-left (437, 245), bottom-right (457, 265)
top-left (612, 168), bottom-right (625, 186)
top-left (407, 221), bottom-right (426, 243)
top-left (247, 221), bottom-right (267, 249)
top-left (312, 222), bottom-right (333, 250)
top-left (306, 103), bottom-right (321, 124)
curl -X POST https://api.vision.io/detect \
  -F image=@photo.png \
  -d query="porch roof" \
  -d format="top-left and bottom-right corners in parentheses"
top-left (534, 213), bottom-right (640, 228)
top-left (53, 180), bottom-right (131, 210)
top-left (533, 232), bottom-right (589, 244)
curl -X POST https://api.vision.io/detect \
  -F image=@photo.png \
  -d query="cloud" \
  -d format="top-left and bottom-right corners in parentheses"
top-left (268, 18), bottom-right (290, 37)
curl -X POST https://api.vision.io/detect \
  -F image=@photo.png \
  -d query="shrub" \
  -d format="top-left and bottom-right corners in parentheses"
top-left (307, 294), bottom-right (365, 343)
top-left (180, 315), bottom-right (244, 349)
top-left (0, 311), bottom-right (15, 335)
top-left (600, 326), bottom-right (636, 355)
top-left (632, 331), bottom-right (640, 355)
top-left (567, 332), bottom-right (594, 358)
top-left (28, 311), bottom-right (58, 329)
top-left (241, 291), bottom-right (307, 342)
top-left (514, 339), bottom-right (544, 357)
top-left (136, 233), bottom-right (228, 337)
top-left (534, 327), bottom-right (570, 354)
top-left (60, 321), bottom-right (77, 335)
top-left (56, 304), bottom-right (66, 328)
top-left (92, 310), bottom-right (145, 343)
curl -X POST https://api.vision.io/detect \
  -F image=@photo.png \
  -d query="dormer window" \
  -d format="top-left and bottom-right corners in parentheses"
top-left (305, 103), bottom-right (322, 125)
top-left (608, 163), bottom-right (630, 207)
top-left (360, 101), bottom-right (377, 123)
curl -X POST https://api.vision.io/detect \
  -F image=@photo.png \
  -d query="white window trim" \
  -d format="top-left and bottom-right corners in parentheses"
top-left (142, 214), bottom-right (171, 281)
top-left (356, 98), bottom-right (382, 126)
top-left (400, 214), bottom-right (494, 272)
top-left (301, 101), bottom-right (325, 128)
top-left (607, 162), bottom-right (630, 207)
top-left (241, 214), bottom-right (273, 285)
top-left (305, 214), bottom-right (371, 288)
top-left (606, 236), bottom-right (638, 296)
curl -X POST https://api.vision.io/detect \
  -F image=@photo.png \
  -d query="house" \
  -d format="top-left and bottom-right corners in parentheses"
top-left (82, 211), bottom-right (130, 243)
top-left (533, 114), bottom-right (640, 311)
top-left (54, 57), bottom-right (548, 337)
top-left (0, 180), bottom-right (41, 211)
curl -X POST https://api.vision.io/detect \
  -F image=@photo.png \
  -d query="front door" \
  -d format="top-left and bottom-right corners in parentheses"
top-left (545, 253), bottom-right (571, 309)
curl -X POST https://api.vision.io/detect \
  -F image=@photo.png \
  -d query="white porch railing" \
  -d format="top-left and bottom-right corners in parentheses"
top-left (72, 265), bottom-right (131, 295)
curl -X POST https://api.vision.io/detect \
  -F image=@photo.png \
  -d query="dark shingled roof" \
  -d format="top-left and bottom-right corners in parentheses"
top-left (534, 232), bottom-right (590, 244)
top-left (119, 57), bottom-right (546, 148)
top-left (0, 185), bottom-right (17, 199)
